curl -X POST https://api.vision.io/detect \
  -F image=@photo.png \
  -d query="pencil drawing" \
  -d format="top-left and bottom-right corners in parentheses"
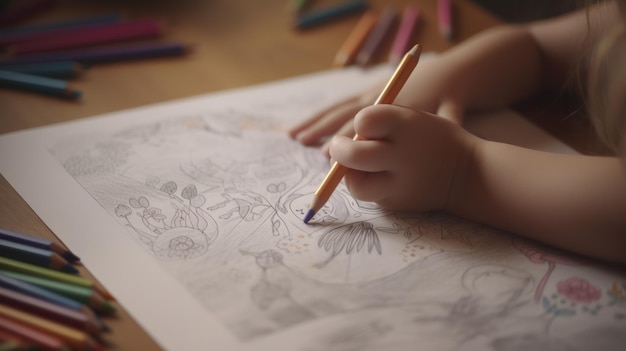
top-left (47, 88), bottom-right (626, 350)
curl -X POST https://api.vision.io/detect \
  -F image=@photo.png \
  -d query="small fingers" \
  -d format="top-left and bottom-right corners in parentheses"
top-left (290, 98), bottom-right (363, 145)
top-left (329, 135), bottom-right (395, 173)
top-left (436, 99), bottom-right (464, 124)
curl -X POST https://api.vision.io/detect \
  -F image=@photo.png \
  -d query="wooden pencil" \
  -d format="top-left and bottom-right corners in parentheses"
top-left (0, 287), bottom-right (106, 335)
top-left (0, 305), bottom-right (105, 351)
top-left (388, 4), bottom-right (421, 64)
top-left (304, 44), bottom-right (423, 223)
top-left (0, 271), bottom-right (115, 315)
top-left (355, 6), bottom-right (398, 66)
top-left (8, 19), bottom-right (165, 55)
top-left (438, 0), bottom-right (453, 41)
top-left (332, 11), bottom-right (378, 68)
top-left (0, 316), bottom-right (70, 351)
top-left (0, 227), bottom-right (79, 263)
top-left (0, 239), bottom-right (78, 274)
top-left (0, 257), bottom-right (113, 301)
top-left (0, 41), bottom-right (191, 66)
top-left (0, 70), bottom-right (81, 100)
top-left (295, 0), bottom-right (367, 30)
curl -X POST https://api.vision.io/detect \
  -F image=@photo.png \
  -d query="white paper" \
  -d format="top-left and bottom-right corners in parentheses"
top-left (1, 65), bottom-right (625, 351)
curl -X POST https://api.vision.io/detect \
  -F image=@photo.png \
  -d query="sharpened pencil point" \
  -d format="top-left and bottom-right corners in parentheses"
top-left (61, 263), bottom-right (79, 274)
top-left (303, 209), bottom-right (315, 224)
top-left (62, 251), bottom-right (80, 263)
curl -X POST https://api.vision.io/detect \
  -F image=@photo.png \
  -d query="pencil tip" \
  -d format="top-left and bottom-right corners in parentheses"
top-left (62, 251), bottom-right (81, 263)
top-left (101, 301), bottom-right (117, 314)
top-left (61, 263), bottom-right (79, 274)
top-left (303, 209), bottom-right (316, 224)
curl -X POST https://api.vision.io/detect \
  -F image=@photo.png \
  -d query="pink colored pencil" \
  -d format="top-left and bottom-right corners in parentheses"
top-left (388, 5), bottom-right (420, 64)
top-left (437, 0), bottom-right (453, 41)
top-left (8, 19), bottom-right (164, 55)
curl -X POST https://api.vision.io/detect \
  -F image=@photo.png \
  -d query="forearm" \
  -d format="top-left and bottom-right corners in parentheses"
top-left (395, 24), bottom-right (544, 113)
top-left (449, 140), bottom-right (626, 263)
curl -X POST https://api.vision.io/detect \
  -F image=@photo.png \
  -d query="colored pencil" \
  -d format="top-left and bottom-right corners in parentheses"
top-left (0, 41), bottom-right (191, 66)
top-left (0, 257), bottom-right (112, 301)
top-left (295, 0), bottom-right (367, 30)
top-left (0, 271), bottom-right (115, 315)
top-left (0, 274), bottom-right (108, 331)
top-left (388, 4), bottom-right (420, 64)
top-left (0, 0), bottom-right (57, 28)
top-left (8, 19), bottom-right (165, 55)
top-left (437, 0), bottom-right (453, 41)
top-left (0, 61), bottom-right (85, 79)
top-left (0, 70), bottom-right (81, 100)
top-left (304, 44), bottom-right (423, 223)
top-left (0, 228), bottom-right (79, 263)
top-left (355, 6), bottom-right (398, 66)
top-left (0, 13), bottom-right (122, 41)
top-left (0, 239), bottom-right (78, 274)
top-left (332, 11), bottom-right (378, 67)
top-left (0, 317), bottom-right (70, 351)
top-left (0, 305), bottom-right (104, 351)
top-left (0, 287), bottom-right (105, 335)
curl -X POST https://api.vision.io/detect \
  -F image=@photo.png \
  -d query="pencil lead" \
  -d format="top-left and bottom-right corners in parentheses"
top-left (303, 209), bottom-right (315, 224)
top-left (61, 263), bottom-right (79, 274)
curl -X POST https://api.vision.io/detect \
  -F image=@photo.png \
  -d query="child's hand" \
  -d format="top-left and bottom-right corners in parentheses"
top-left (328, 104), bottom-right (477, 212)
top-left (289, 58), bottom-right (466, 156)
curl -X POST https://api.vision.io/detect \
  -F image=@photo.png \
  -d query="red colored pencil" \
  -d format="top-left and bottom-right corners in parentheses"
top-left (389, 4), bottom-right (421, 64)
top-left (355, 6), bottom-right (398, 66)
top-left (438, 0), bottom-right (453, 41)
top-left (8, 19), bottom-right (165, 55)
top-left (0, 316), bottom-right (70, 351)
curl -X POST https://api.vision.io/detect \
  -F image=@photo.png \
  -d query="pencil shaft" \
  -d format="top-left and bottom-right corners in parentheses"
top-left (307, 44), bottom-right (422, 221)
top-left (0, 228), bottom-right (78, 262)
top-left (9, 19), bottom-right (164, 55)
top-left (0, 316), bottom-right (69, 351)
top-left (0, 13), bottom-right (122, 43)
top-left (0, 70), bottom-right (81, 100)
top-left (333, 11), bottom-right (378, 67)
top-left (0, 273), bottom-right (83, 311)
top-left (389, 5), bottom-right (420, 64)
top-left (295, 0), bottom-right (367, 30)
top-left (355, 7), bottom-right (398, 66)
top-left (438, 0), bottom-right (453, 40)
top-left (0, 287), bottom-right (98, 335)
top-left (0, 41), bottom-right (189, 66)
top-left (0, 61), bottom-right (84, 79)
top-left (0, 257), bottom-right (94, 292)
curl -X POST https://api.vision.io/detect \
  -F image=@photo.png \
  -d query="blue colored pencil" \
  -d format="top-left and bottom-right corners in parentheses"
top-left (0, 227), bottom-right (79, 263)
top-left (0, 41), bottom-right (191, 66)
top-left (0, 61), bottom-right (85, 79)
top-left (0, 70), bottom-right (81, 100)
top-left (0, 239), bottom-right (78, 274)
top-left (295, 0), bottom-right (368, 30)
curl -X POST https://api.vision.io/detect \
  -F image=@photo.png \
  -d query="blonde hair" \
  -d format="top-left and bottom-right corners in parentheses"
top-left (588, 1), bottom-right (626, 154)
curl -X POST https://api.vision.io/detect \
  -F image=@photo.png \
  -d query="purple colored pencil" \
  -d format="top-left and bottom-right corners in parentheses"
top-left (355, 6), bottom-right (398, 66)
top-left (0, 41), bottom-right (191, 66)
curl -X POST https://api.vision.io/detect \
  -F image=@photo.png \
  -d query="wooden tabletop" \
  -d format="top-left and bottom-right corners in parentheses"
top-left (0, 0), bottom-right (577, 349)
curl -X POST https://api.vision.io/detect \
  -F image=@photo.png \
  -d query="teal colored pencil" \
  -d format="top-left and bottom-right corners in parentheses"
top-left (0, 239), bottom-right (78, 274)
top-left (1, 61), bottom-right (86, 79)
top-left (0, 70), bottom-right (81, 100)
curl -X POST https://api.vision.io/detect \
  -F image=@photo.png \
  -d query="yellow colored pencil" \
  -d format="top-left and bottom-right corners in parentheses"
top-left (304, 44), bottom-right (423, 223)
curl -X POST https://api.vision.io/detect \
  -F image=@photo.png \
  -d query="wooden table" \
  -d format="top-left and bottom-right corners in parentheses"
top-left (0, 0), bottom-right (583, 349)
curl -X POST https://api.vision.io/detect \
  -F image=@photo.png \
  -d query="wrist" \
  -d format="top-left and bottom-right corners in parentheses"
top-left (444, 132), bottom-right (482, 215)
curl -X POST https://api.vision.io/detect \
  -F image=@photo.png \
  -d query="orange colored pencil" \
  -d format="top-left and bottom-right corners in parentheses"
top-left (332, 11), bottom-right (378, 68)
top-left (304, 44), bottom-right (423, 223)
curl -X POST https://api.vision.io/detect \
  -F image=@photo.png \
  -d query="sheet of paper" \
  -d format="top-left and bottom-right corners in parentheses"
top-left (1, 65), bottom-right (625, 351)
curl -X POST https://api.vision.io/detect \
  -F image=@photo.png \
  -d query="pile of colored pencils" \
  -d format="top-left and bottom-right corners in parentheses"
top-left (0, 227), bottom-right (114, 351)
top-left (0, 2), bottom-right (191, 100)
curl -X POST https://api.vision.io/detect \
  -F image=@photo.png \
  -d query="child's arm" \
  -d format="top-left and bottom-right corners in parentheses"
top-left (290, 2), bottom-right (619, 152)
top-left (332, 105), bottom-right (626, 264)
